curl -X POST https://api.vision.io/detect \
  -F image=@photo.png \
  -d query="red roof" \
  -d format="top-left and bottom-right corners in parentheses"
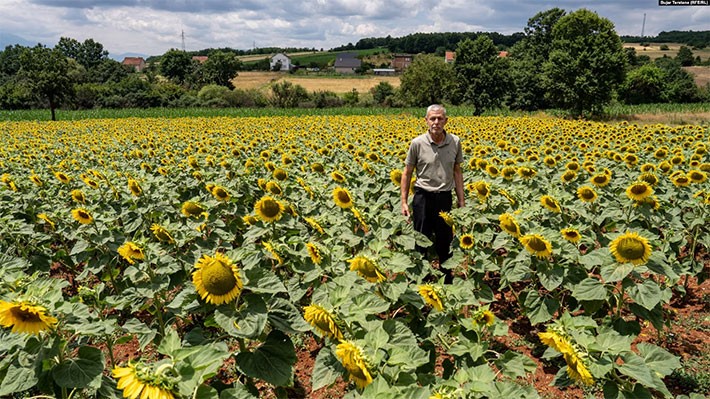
top-left (121, 57), bottom-right (145, 66)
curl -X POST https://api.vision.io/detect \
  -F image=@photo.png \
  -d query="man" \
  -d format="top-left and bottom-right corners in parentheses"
top-left (401, 104), bottom-right (465, 283)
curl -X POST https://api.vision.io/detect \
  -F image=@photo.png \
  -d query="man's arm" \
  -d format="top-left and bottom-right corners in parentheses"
top-left (453, 162), bottom-right (465, 208)
top-left (400, 164), bottom-right (414, 217)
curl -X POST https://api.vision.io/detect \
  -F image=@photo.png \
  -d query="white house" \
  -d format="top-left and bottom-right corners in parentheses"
top-left (270, 53), bottom-right (291, 71)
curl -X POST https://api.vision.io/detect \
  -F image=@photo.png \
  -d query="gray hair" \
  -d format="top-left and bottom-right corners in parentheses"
top-left (426, 104), bottom-right (447, 116)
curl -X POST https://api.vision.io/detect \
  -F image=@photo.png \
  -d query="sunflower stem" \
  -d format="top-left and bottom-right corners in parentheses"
top-left (105, 333), bottom-right (116, 368)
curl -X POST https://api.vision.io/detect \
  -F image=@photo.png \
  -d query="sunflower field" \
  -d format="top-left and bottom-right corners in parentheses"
top-left (0, 115), bottom-right (708, 399)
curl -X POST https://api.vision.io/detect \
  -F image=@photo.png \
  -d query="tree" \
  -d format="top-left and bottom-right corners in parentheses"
top-left (543, 9), bottom-right (627, 115)
top-left (371, 81), bottom-right (395, 105)
top-left (398, 54), bottom-right (454, 106)
top-left (618, 64), bottom-right (666, 104)
top-left (451, 36), bottom-right (510, 115)
top-left (18, 45), bottom-right (74, 120)
top-left (56, 37), bottom-right (108, 70)
top-left (199, 51), bottom-right (241, 88)
top-left (270, 81), bottom-right (308, 107)
top-left (676, 46), bottom-right (694, 66)
top-left (508, 8), bottom-right (566, 110)
top-left (654, 57), bottom-right (700, 102)
top-left (160, 49), bottom-right (194, 84)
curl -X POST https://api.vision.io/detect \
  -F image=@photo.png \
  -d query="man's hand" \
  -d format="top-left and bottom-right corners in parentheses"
top-left (401, 202), bottom-right (410, 218)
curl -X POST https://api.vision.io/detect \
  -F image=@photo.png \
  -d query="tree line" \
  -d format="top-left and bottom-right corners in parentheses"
top-left (0, 8), bottom-right (709, 119)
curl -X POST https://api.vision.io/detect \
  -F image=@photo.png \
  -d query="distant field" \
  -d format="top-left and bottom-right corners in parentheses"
top-left (623, 42), bottom-right (710, 61)
top-left (231, 71), bottom-right (400, 94)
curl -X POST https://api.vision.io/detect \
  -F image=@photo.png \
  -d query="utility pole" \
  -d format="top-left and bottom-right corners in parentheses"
top-left (181, 30), bottom-right (186, 52)
top-left (641, 13), bottom-right (646, 38)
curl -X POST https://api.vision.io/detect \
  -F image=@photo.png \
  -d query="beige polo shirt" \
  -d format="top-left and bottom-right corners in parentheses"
top-left (405, 130), bottom-right (463, 192)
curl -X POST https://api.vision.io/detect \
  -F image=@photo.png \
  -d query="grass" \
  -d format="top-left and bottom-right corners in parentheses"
top-left (2, 103), bottom-right (710, 123)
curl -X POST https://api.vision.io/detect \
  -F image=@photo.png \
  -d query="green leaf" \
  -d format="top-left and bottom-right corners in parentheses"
top-left (158, 327), bottom-right (182, 357)
top-left (636, 342), bottom-right (680, 377)
top-left (578, 248), bottom-right (611, 269)
top-left (267, 297), bottom-right (311, 334)
top-left (122, 319), bottom-right (157, 351)
top-left (220, 384), bottom-right (259, 399)
top-left (345, 292), bottom-right (390, 324)
top-left (176, 342), bottom-right (230, 396)
top-left (70, 239), bottom-right (91, 256)
top-left (232, 294), bottom-right (268, 339)
top-left (0, 360), bottom-right (38, 395)
top-left (243, 267), bottom-right (287, 294)
top-left (194, 384), bottom-right (219, 399)
top-left (627, 280), bottom-right (662, 311)
top-left (236, 330), bottom-right (296, 387)
top-left (617, 353), bottom-right (656, 388)
top-left (386, 345), bottom-right (429, 371)
top-left (464, 364), bottom-right (496, 393)
top-left (494, 351), bottom-right (536, 379)
top-left (538, 264), bottom-right (564, 291)
top-left (521, 290), bottom-right (559, 325)
top-left (311, 346), bottom-right (345, 391)
top-left (600, 263), bottom-right (634, 283)
top-left (592, 329), bottom-right (633, 354)
top-left (571, 277), bottom-right (608, 301)
top-left (52, 346), bottom-right (104, 389)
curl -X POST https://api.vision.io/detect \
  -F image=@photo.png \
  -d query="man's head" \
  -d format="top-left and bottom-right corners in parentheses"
top-left (425, 104), bottom-right (447, 136)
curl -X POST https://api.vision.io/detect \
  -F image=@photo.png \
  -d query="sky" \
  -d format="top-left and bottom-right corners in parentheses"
top-left (0, 0), bottom-right (708, 59)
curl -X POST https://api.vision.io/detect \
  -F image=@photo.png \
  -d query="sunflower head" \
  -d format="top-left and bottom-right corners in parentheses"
top-left (306, 242), bottom-right (322, 265)
top-left (71, 208), bottom-right (94, 224)
top-left (211, 185), bottom-right (230, 201)
top-left (265, 181), bottom-right (282, 195)
top-left (389, 169), bottom-right (403, 186)
top-left (590, 173), bottom-right (610, 187)
top-left (540, 195), bottom-right (561, 213)
top-left (71, 189), bottom-right (86, 204)
top-left (254, 196), bottom-right (284, 223)
top-left (688, 170), bottom-right (707, 184)
top-left (0, 300), bottom-right (58, 335)
top-left (418, 284), bottom-right (444, 311)
top-left (303, 304), bottom-right (343, 340)
top-left (333, 187), bottom-right (354, 209)
top-left (112, 361), bottom-right (177, 399)
top-left (273, 168), bottom-right (288, 181)
top-left (499, 213), bottom-right (521, 237)
top-left (560, 170), bottom-right (577, 183)
top-left (625, 181), bottom-right (653, 201)
top-left (348, 255), bottom-right (386, 283)
top-left (331, 171), bottom-right (346, 183)
top-left (472, 308), bottom-right (495, 327)
top-left (561, 228), bottom-right (582, 243)
top-left (192, 252), bottom-right (243, 305)
top-left (576, 186), bottom-right (598, 203)
top-left (609, 231), bottom-right (652, 265)
top-left (459, 234), bottom-right (475, 250)
top-left (118, 241), bottom-right (145, 264)
top-left (128, 179), bottom-right (142, 196)
top-left (519, 234), bottom-right (553, 258)
top-left (181, 201), bottom-right (206, 218)
top-left (151, 224), bottom-right (175, 244)
top-left (335, 341), bottom-right (374, 389)
top-left (438, 211), bottom-right (454, 227)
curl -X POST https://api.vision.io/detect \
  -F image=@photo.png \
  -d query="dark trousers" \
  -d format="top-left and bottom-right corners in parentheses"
top-left (412, 187), bottom-right (453, 282)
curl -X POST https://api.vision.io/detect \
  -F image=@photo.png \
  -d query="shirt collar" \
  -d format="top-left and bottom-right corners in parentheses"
top-left (427, 130), bottom-right (448, 145)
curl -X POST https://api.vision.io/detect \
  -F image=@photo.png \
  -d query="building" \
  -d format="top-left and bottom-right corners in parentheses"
top-left (121, 57), bottom-right (146, 72)
top-left (270, 53), bottom-right (291, 71)
top-left (498, 51), bottom-right (509, 58)
top-left (445, 51), bottom-right (455, 64)
top-left (192, 55), bottom-right (209, 63)
top-left (373, 68), bottom-right (395, 76)
top-left (334, 52), bottom-right (361, 74)
top-left (392, 54), bottom-right (414, 72)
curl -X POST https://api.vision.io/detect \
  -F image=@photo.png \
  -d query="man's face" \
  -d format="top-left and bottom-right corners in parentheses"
top-left (426, 110), bottom-right (447, 135)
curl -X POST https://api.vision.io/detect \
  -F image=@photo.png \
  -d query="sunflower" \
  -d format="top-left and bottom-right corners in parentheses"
top-left (538, 330), bottom-right (574, 356)
top-left (590, 173), bottom-right (610, 187)
top-left (311, 162), bottom-right (325, 173)
top-left (639, 172), bottom-right (658, 186)
top-left (459, 234), bottom-right (475, 250)
top-left (112, 362), bottom-right (176, 399)
top-left (609, 231), bottom-right (652, 265)
top-left (671, 174), bottom-right (690, 187)
top-left (418, 284), bottom-right (444, 311)
top-left (519, 234), bottom-right (553, 258)
top-left (389, 169), bottom-right (403, 186)
top-left (128, 179), bottom-right (142, 196)
top-left (151, 224), bottom-right (175, 244)
top-left (0, 300), bottom-right (58, 335)
top-left (303, 304), bottom-right (343, 340)
top-left (71, 208), bottom-right (93, 224)
top-left (265, 181), bottom-right (282, 196)
top-left (499, 213), bottom-right (521, 237)
top-left (333, 187), bottom-right (354, 209)
top-left (564, 349), bottom-right (594, 386)
top-left (306, 242), bottom-right (322, 265)
top-left (71, 189), bottom-right (86, 204)
top-left (192, 251), bottom-right (243, 305)
top-left (37, 213), bottom-right (55, 230)
top-left (688, 169), bottom-right (707, 184)
top-left (625, 181), bottom-right (653, 201)
top-left (517, 166), bottom-right (537, 179)
top-left (29, 174), bottom-right (44, 187)
top-left (472, 308), bottom-right (495, 327)
top-left (498, 188), bottom-right (516, 205)
top-left (561, 228), bottom-right (582, 243)
top-left (304, 216), bottom-right (325, 234)
top-left (438, 211), bottom-right (454, 227)
top-left (501, 166), bottom-right (517, 180)
top-left (211, 185), bottom-right (230, 201)
top-left (485, 164), bottom-right (500, 177)
top-left (348, 255), bottom-right (386, 283)
top-left (472, 181), bottom-right (490, 202)
top-left (242, 215), bottom-right (258, 225)
top-left (263, 241), bottom-right (284, 265)
top-left (272, 168), bottom-right (288, 181)
top-left (254, 196), bottom-right (285, 223)
top-left (540, 195), bottom-right (561, 213)
top-left (118, 242), bottom-right (145, 264)
top-left (351, 207), bottom-right (369, 232)
top-left (560, 170), bottom-right (577, 183)
top-left (576, 186), bottom-right (598, 203)
top-left (181, 201), bottom-right (206, 218)
top-left (331, 171), bottom-right (346, 183)
top-left (54, 171), bottom-right (71, 184)
top-left (335, 341), bottom-right (374, 389)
